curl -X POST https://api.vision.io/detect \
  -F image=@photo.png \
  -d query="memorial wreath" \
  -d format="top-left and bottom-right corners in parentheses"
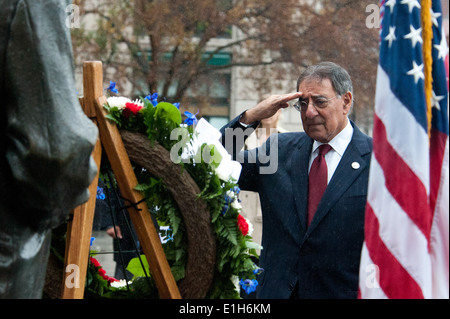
top-left (86, 82), bottom-right (263, 299)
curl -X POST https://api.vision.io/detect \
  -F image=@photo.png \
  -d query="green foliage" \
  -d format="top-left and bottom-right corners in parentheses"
top-left (86, 257), bottom-right (159, 299)
top-left (85, 263), bottom-right (111, 297)
top-left (104, 105), bottom-right (123, 127)
top-left (142, 100), bottom-right (183, 150)
top-left (132, 162), bottom-right (260, 299)
top-left (126, 255), bottom-right (150, 279)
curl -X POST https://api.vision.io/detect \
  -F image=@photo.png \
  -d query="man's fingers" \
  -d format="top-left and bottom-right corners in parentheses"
top-left (106, 226), bottom-right (123, 239)
top-left (278, 92), bottom-right (303, 102)
top-left (116, 226), bottom-right (123, 239)
top-left (270, 92), bottom-right (303, 106)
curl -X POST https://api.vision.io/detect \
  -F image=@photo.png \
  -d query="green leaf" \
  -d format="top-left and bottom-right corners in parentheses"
top-left (154, 102), bottom-right (182, 126)
top-left (126, 255), bottom-right (150, 279)
top-left (230, 245), bottom-right (241, 258)
top-left (134, 183), bottom-right (152, 192)
top-left (201, 144), bottom-right (223, 169)
top-left (222, 219), bottom-right (238, 245)
top-left (167, 207), bottom-right (182, 236)
top-left (105, 113), bottom-right (121, 126)
top-left (170, 264), bottom-right (185, 281)
top-left (175, 249), bottom-right (184, 263)
top-left (245, 241), bottom-right (263, 251)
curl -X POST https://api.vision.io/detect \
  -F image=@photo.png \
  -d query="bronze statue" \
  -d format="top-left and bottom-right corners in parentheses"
top-left (0, 0), bottom-right (98, 298)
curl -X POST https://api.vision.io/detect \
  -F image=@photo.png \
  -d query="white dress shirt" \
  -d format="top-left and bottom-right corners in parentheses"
top-left (308, 120), bottom-right (354, 184)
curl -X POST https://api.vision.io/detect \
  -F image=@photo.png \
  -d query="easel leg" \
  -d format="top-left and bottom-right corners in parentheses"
top-left (61, 137), bottom-right (102, 299)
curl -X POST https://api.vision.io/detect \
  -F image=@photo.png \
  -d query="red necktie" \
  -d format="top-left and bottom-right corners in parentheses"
top-left (307, 144), bottom-right (332, 226)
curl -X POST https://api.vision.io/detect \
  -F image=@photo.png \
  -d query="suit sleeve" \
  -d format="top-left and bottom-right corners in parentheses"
top-left (220, 113), bottom-right (262, 192)
top-left (4, 0), bottom-right (98, 229)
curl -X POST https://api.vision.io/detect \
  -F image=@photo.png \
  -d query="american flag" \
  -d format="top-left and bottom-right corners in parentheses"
top-left (358, 0), bottom-right (449, 299)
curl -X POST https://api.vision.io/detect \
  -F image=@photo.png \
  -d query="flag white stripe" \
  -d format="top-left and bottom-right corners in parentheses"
top-left (367, 156), bottom-right (433, 298)
top-left (375, 66), bottom-right (430, 192)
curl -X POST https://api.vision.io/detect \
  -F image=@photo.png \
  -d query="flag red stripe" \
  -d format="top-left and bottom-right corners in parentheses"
top-left (429, 128), bottom-right (447, 215)
top-left (372, 114), bottom-right (432, 239)
top-left (365, 203), bottom-right (425, 298)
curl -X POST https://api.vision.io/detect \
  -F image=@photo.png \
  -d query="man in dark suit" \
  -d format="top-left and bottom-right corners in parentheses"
top-left (221, 62), bottom-right (372, 299)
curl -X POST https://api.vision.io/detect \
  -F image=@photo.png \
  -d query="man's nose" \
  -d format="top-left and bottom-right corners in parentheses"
top-left (304, 101), bottom-right (319, 117)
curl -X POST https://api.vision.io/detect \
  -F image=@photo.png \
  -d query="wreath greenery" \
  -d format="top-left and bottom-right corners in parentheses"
top-left (86, 86), bottom-right (262, 299)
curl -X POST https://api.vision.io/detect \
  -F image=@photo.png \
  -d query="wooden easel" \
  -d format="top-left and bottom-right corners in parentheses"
top-left (61, 61), bottom-right (181, 299)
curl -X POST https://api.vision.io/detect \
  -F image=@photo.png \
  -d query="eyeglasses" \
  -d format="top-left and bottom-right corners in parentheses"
top-left (293, 94), bottom-right (340, 112)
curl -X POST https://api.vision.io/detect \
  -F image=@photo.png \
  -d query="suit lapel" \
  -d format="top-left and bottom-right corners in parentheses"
top-left (306, 124), bottom-right (371, 235)
top-left (290, 136), bottom-right (313, 232)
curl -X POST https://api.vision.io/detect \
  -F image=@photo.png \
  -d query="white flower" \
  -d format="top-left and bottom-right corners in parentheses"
top-left (110, 279), bottom-right (129, 289)
top-left (132, 99), bottom-right (144, 107)
top-left (231, 199), bottom-right (242, 210)
top-left (231, 275), bottom-right (240, 294)
top-left (245, 217), bottom-right (254, 237)
top-left (107, 96), bottom-right (131, 110)
top-left (214, 157), bottom-right (233, 181)
top-left (215, 154), bottom-right (242, 182)
top-left (226, 190), bottom-right (235, 199)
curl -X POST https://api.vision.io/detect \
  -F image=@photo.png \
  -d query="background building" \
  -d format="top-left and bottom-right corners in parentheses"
top-left (73, 0), bottom-right (381, 255)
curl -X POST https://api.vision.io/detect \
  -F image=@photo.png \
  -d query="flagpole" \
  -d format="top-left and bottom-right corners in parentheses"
top-left (421, 0), bottom-right (433, 140)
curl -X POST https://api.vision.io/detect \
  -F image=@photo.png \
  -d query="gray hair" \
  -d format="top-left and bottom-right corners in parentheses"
top-left (296, 62), bottom-right (354, 107)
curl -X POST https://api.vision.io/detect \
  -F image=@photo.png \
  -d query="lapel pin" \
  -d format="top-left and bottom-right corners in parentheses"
top-left (352, 162), bottom-right (361, 170)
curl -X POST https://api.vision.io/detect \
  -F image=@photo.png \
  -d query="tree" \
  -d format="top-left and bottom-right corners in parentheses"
top-left (72, 0), bottom-right (378, 126)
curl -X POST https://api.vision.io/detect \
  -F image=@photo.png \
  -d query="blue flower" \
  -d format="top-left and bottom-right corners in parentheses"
top-left (232, 186), bottom-right (240, 194)
top-left (107, 81), bottom-right (119, 94)
top-left (166, 233), bottom-right (174, 243)
top-left (224, 193), bottom-right (233, 205)
top-left (221, 192), bottom-right (234, 216)
top-left (90, 237), bottom-right (96, 247)
top-left (239, 279), bottom-right (258, 295)
top-left (253, 268), bottom-right (264, 276)
top-left (159, 226), bottom-right (175, 244)
top-left (184, 110), bottom-right (199, 126)
top-left (173, 102), bottom-right (180, 109)
top-left (221, 203), bottom-right (229, 216)
top-left (145, 93), bottom-right (159, 107)
top-left (96, 186), bottom-right (106, 200)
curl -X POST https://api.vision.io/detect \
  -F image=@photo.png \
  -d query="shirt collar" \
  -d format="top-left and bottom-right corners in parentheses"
top-left (312, 119), bottom-right (353, 156)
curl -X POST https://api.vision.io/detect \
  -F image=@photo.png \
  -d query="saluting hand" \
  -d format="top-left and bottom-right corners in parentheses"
top-left (240, 92), bottom-right (303, 125)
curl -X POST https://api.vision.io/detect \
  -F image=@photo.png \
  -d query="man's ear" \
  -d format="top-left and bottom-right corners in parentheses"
top-left (342, 91), bottom-right (353, 115)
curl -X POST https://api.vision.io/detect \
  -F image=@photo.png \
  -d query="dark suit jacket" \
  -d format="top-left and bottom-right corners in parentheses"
top-left (221, 116), bottom-right (372, 299)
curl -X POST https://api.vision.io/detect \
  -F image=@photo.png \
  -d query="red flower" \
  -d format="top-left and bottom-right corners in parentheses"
top-left (237, 214), bottom-right (249, 236)
top-left (123, 102), bottom-right (143, 118)
top-left (90, 257), bottom-right (101, 268)
top-left (89, 257), bottom-right (119, 286)
top-left (98, 268), bottom-right (107, 277)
